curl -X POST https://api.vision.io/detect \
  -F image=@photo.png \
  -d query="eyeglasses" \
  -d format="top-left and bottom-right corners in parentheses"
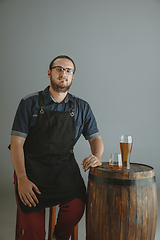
top-left (51, 66), bottom-right (74, 75)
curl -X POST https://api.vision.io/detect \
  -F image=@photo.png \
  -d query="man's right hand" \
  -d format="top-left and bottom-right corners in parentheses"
top-left (17, 176), bottom-right (41, 207)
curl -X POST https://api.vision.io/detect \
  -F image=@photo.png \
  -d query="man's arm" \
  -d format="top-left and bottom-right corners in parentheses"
top-left (82, 136), bottom-right (104, 172)
top-left (10, 135), bottom-right (41, 207)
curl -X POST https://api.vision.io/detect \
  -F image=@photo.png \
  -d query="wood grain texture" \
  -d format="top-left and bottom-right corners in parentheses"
top-left (86, 162), bottom-right (158, 240)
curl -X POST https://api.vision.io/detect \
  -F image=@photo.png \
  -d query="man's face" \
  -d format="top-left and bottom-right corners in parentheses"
top-left (48, 58), bottom-right (74, 93)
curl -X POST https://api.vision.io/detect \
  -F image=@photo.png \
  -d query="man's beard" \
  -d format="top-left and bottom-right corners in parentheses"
top-left (50, 78), bottom-right (73, 93)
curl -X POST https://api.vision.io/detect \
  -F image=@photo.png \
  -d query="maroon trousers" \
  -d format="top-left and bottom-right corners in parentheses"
top-left (14, 174), bottom-right (85, 240)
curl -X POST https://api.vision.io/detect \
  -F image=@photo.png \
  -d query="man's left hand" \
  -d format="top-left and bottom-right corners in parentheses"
top-left (81, 155), bottom-right (102, 172)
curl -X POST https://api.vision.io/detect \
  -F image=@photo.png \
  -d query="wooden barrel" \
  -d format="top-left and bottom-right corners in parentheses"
top-left (86, 162), bottom-right (158, 240)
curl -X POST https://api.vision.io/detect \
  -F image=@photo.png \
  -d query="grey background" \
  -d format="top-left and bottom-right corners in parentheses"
top-left (0, 0), bottom-right (160, 238)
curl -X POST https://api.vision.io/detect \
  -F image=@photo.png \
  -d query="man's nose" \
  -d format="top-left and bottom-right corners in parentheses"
top-left (60, 69), bottom-right (67, 76)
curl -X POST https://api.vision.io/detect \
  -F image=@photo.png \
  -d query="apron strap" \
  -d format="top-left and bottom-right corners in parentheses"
top-left (39, 91), bottom-right (45, 114)
top-left (70, 100), bottom-right (75, 117)
top-left (38, 91), bottom-right (75, 116)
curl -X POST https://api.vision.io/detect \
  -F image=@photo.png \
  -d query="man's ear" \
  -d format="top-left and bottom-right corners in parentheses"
top-left (47, 69), bottom-right (51, 78)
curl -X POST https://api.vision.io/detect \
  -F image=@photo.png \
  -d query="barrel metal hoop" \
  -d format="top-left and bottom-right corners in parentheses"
top-left (88, 173), bottom-right (156, 186)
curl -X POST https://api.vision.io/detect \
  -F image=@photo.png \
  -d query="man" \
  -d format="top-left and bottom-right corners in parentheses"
top-left (10, 55), bottom-right (104, 240)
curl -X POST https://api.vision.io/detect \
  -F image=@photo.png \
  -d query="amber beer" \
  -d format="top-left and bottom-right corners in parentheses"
top-left (109, 164), bottom-right (123, 170)
top-left (119, 142), bottom-right (133, 169)
top-left (120, 135), bottom-right (133, 169)
top-left (109, 153), bottom-right (122, 170)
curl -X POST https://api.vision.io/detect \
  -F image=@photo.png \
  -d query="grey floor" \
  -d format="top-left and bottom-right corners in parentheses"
top-left (0, 188), bottom-right (159, 240)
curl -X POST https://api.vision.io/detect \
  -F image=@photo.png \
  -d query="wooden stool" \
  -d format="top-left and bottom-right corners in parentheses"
top-left (15, 206), bottom-right (78, 240)
top-left (48, 206), bottom-right (78, 240)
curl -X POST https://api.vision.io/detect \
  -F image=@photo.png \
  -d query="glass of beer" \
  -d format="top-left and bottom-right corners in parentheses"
top-left (119, 135), bottom-right (133, 169)
top-left (109, 153), bottom-right (122, 170)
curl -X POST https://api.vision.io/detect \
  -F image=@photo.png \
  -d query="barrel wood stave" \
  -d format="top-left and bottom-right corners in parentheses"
top-left (86, 162), bottom-right (158, 240)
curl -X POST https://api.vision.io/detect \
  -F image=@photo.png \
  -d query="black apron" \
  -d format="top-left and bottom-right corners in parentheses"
top-left (16, 91), bottom-right (86, 213)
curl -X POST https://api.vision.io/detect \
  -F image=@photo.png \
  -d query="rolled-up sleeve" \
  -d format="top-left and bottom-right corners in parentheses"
top-left (11, 99), bottom-right (30, 138)
top-left (82, 102), bottom-right (100, 140)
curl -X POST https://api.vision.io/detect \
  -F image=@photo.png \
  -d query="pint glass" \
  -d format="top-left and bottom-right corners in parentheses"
top-left (119, 135), bottom-right (133, 169)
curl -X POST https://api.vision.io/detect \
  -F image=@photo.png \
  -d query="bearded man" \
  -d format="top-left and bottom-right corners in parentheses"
top-left (10, 55), bottom-right (104, 240)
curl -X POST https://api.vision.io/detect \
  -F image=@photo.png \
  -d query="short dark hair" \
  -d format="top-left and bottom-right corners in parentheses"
top-left (49, 55), bottom-right (76, 74)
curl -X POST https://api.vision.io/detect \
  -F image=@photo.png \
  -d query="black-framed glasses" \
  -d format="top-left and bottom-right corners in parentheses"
top-left (51, 66), bottom-right (74, 74)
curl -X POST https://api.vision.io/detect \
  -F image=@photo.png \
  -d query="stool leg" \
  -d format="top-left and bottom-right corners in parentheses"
top-left (48, 206), bottom-right (78, 240)
top-left (48, 206), bottom-right (57, 240)
top-left (71, 224), bottom-right (78, 240)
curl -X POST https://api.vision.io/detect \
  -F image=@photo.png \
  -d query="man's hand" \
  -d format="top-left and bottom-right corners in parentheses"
top-left (81, 155), bottom-right (102, 172)
top-left (10, 135), bottom-right (41, 207)
top-left (81, 136), bottom-right (104, 172)
top-left (18, 176), bottom-right (41, 207)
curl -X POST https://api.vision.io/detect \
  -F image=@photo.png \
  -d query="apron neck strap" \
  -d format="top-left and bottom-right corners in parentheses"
top-left (39, 91), bottom-right (44, 114)
top-left (39, 91), bottom-right (44, 107)
top-left (38, 91), bottom-right (75, 115)
top-left (70, 99), bottom-right (75, 117)
top-left (70, 101), bottom-right (75, 111)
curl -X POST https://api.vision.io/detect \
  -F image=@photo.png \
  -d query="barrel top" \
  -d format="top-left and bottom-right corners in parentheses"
top-left (100, 162), bottom-right (154, 172)
top-left (89, 162), bottom-right (155, 179)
